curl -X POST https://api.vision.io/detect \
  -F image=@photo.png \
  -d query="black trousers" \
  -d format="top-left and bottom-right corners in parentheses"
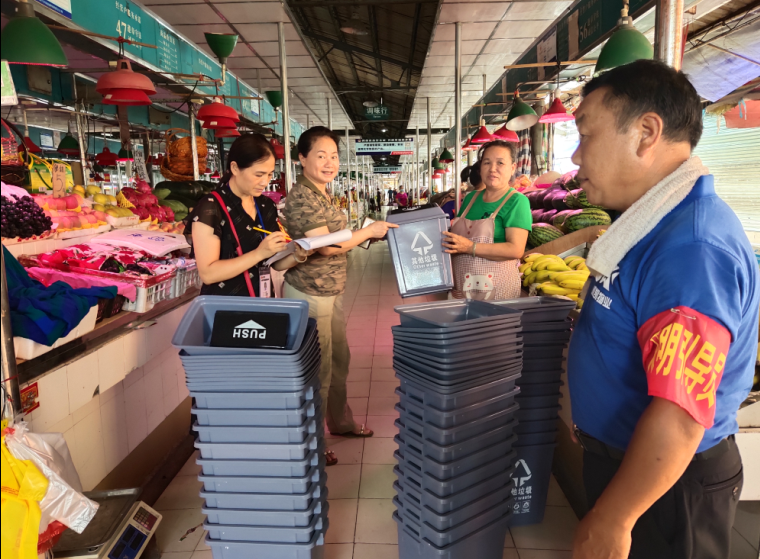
top-left (583, 438), bottom-right (743, 559)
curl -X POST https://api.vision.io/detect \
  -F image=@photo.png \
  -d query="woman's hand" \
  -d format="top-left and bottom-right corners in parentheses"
top-left (293, 244), bottom-right (312, 262)
top-left (366, 221), bottom-right (399, 239)
top-left (257, 231), bottom-right (289, 259)
top-left (442, 231), bottom-right (474, 254)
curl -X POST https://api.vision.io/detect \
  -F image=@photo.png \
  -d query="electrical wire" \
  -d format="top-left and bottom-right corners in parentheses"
top-left (151, 80), bottom-right (201, 116)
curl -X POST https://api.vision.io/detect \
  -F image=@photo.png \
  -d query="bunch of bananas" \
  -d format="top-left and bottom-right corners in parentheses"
top-left (520, 253), bottom-right (590, 307)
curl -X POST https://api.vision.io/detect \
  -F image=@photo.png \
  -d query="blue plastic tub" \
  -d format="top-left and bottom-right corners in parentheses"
top-left (193, 400), bottom-right (319, 427)
top-left (395, 300), bottom-right (522, 330)
top-left (191, 377), bottom-right (319, 410)
top-left (199, 465), bottom-right (321, 494)
top-left (203, 498), bottom-right (326, 527)
top-left (193, 417), bottom-right (319, 444)
top-left (204, 509), bottom-right (326, 543)
top-left (508, 443), bottom-right (557, 527)
top-left (201, 476), bottom-right (326, 511)
top-left (396, 403), bottom-right (518, 446)
top-left (397, 386), bottom-right (519, 428)
top-left (194, 431), bottom-right (321, 461)
top-left (197, 445), bottom-right (325, 477)
top-left (396, 421), bottom-right (517, 464)
top-left (172, 296), bottom-right (310, 356)
top-left (397, 372), bottom-right (520, 411)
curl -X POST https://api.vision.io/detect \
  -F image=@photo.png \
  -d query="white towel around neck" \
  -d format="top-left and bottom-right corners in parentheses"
top-left (585, 156), bottom-right (709, 278)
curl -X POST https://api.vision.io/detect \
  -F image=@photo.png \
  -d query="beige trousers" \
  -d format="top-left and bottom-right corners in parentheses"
top-left (284, 282), bottom-right (356, 434)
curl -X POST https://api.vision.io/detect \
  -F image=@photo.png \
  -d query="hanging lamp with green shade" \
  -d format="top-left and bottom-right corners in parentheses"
top-left (506, 92), bottom-right (538, 131)
top-left (57, 133), bottom-right (80, 156)
top-left (117, 148), bottom-right (134, 162)
top-left (432, 157), bottom-right (445, 171)
top-left (266, 91), bottom-right (284, 109)
top-left (439, 148), bottom-right (454, 164)
top-left (1, 0), bottom-right (68, 67)
top-left (594, 1), bottom-right (654, 75)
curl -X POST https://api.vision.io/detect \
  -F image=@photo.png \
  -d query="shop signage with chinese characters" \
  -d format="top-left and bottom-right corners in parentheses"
top-left (356, 139), bottom-right (413, 156)
top-left (373, 165), bottom-right (402, 174)
top-left (364, 105), bottom-right (389, 121)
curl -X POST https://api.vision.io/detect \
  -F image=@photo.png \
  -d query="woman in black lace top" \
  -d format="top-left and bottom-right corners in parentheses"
top-left (186, 134), bottom-right (307, 297)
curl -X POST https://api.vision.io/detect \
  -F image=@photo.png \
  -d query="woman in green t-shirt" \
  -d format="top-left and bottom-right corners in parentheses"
top-left (443, 140), bottom-right (532, 300)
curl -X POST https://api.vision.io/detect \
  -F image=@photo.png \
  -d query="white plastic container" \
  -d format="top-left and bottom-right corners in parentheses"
top-left (13, 305), bottom-right (98, 360)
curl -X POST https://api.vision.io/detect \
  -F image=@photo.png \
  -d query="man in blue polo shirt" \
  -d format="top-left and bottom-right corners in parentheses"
top-left (567, 60), bottom-right (759, 559)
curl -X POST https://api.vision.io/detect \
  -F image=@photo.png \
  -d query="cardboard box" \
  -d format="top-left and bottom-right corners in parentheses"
top-left (525, 225), bottom-right (606, 257)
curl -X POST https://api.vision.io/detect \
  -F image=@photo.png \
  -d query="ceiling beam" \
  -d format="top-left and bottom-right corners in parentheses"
top-left (368, 6), bottom-right (384, 94)
top-left (335, 86), bottom-right (416, 92)
top-left (401, 2), bottom-right (423, 131)
top-left (289, 0), bottom-right (436, 6)
top-left (301, 31), bottom-right (424, 73)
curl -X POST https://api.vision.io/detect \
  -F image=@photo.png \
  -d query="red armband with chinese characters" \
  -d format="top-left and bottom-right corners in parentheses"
top-left (637, 306), bottom-right (731, 428)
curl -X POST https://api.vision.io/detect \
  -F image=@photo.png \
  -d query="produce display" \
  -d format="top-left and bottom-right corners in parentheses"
top-left (34, 243), bottom-right (180, 277)
top-left (153, 180), bottom-right (216, 222)
top-left (1, 194), bottom-right (53, 239)
top-left (521, 253), bottom-right (589, 307)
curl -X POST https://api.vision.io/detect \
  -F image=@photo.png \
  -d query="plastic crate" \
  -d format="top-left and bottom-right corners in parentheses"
top-left (122, 273), bottom-right (174, 313)
top-left (194, 416), bottom-right (319, 445)
top-left (515, 406), bottom-right (561, 422)
top-left (205, 512), bottom-right (325, 544)
top-left (191, 375), bottom-right (319, 409)
top-left (514, 430), bottom-right (558, 446)
top-left (514, 419), bottom-right (558, 435)
top-left (514, 393), bottom-right (563, 409)
top-left (395, 300), bottom-right (522, 330)
top-left (517, 381), bottom-right (564, 397)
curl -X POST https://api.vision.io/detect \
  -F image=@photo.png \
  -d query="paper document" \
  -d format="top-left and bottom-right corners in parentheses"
top-left (265, 229), bottom-right (353, 265)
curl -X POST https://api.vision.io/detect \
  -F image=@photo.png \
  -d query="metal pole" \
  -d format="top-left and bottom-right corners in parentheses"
top-left (655, 0), bottom-right (685, 70)
top-left (426, 97), bottom-right (432, 199)
top-left (279, 22), bottom-right (293, 193)
top-left (415, 125), bottom-right (420, 205)
top-left (71, 76), bottom-right (88, 182)
top-left (454, 22), bottom-right (463, 213)
top-left (328, 98), bottom-right (333, 130)
top-left (22, 110), bottom-right (29, 137)
top-left (189, 108), bottom-right (200, 180)
top-left (1, 250), bottom-right (22, 421)
top-left (307, 114), bottom-right (311, 129)
top-left (547, 123), bottom-right (554, 172)
top-left (345, 127), bottom-right (351, 226)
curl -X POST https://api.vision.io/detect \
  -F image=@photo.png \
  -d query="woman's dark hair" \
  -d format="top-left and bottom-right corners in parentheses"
top-left (478, 140), bottom-right (518, 164)
top-left (297, 126), bottom-right (341, 157)
top-left (221, 133), bottom-right (275, 184)
top-left (461, 161), bottom-right (482, 187)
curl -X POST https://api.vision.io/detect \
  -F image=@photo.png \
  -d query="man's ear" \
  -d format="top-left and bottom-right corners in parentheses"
top-left (636, 112), bottom-right (664, 157)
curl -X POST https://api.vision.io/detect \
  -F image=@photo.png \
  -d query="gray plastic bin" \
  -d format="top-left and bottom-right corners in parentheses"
top-left (394, 366), bottom-right (522, 394)
top-left (522, 331), bottom-right (572, 344)
top-left (396, 511), bottom-right (509, 559)
top-left (193, 400), bottom-right (318, 427)
top-left (523, 357), bottom-right (564, 372)
top-left (518, 370), bottom-right (563, 385)
top-left (522, 319), bottom-right (572, 332)
top-left (386, 206), bottom-right (454, 297)
top-left (394, 468), bottom-right (512, 515)
top-left (514, 419), bottom-right (558, 435)
top-left (203, 498), bottom-right (325, 527)
top-left (204, 510), bottom-right (326, 543)
top-left (515, 406), bottom-right (561, 422)
top-left (194, 431), bottom-right (321, 461)
top-left (508, 443), bottom-right (556, 527)
top-left (397, 386), bottom-right (519, 428)
top-left (191, 378), bottom-right (319, 410)
top-left (514, 393), bottom-right (562, 409)
top-left (172, 296), bottom-right (310, 355)
top-left (394, 355), bottom-right (522, 382)
top-left (392, 324), bottom-right (522, 344)
top-left (396, 403), bottom-right (518, 446)
top-left (394, 345), bottom-right (523, 369)
top-left (490, 297), bottom-right (575, 323)
top-left (397, 372), bottom-right (521, 411)
top-left (396, 421), bottom-right (517, 464)
top-left (393, 335), bottom-right (522, 357)
top-left (516, 381), bottom-right (563, 397)
top-left (193, 417), bottom-right (318, 444)
top-left (197, 446), bottom-right (324, 477)
top-left (201, 476), bottom-right (326, 511)
top-left (523, 345), bottom-right (564, 360)
top-left (396, 433), bottom-right (517, 480)
top-left (199, 465), bottom-right (321, 494)
top-left (396, 300), bottom-right (522, 330)
top-left (204, 530), bottom-right (326, 559)
top-left (514, 430), bottom-right (557, 446)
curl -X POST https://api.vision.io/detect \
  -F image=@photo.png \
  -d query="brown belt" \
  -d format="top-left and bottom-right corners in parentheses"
top-left (574, 428), bottom-right (733, 462)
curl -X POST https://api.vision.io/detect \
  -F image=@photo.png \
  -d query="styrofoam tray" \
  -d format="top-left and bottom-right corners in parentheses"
top-left (203, 498), bottom-right (326, 527)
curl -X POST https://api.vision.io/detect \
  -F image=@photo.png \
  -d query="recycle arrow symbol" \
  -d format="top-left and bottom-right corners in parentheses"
top-left (411, 231), bottom-right (433, 256)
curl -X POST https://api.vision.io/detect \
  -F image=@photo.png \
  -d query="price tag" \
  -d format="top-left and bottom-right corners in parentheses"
top-left (52, 162), bottom-right (67, 198)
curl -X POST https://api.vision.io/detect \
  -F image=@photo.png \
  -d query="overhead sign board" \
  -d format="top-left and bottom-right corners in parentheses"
top-left (364, 105), bottom-right (390, 121)
top-left (374, 165), bottom-right (402, 174)
top-left (356, 139), bottom-right (413, 156)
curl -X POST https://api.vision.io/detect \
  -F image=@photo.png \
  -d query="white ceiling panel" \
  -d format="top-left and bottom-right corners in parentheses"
top-left (429, 40), bottom-right (487, 57)
top-left (249, 41), bottom-right (309, 57)
top-left (474, 53), bottom-right (510, 66)
top-left (149, 4), bottom-right (219, 24)
top-left (506, 2), bottom-right (571, 21)
top-left (482, 38), bottom-right (533, 55)
top-left (227, 57), bottom-right (267, 69)
top-left (173, 24), bottom-right (231, 43)
top-left (424, 55), bottom-right (479, 67)
top-left (492, 19), bottom-right (553, 39)
top-left (287, 78), bottom-right (326, 86)
top-left (238, 23), bottom-right (300, 42)
top-left (432, 22), bottom-right (498, 42)
top-left (215, 3), bottom-right (288, 23)
top-left (422, 66), bottom-right (456, 77)
top-left (285, 68), bottom-right (323, 78)
top-left (438, 3), bottom-right (510, 23)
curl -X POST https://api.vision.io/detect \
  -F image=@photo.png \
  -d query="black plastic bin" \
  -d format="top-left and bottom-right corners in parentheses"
top-left (517, 370), bottom-right (563, 385)
top-left (514, 419), bottom-right (558, 435)
top-left (515, 405), bottom-right (561, 423)
top-left (514, 430), bottom-right (557, 446)
top-left (514, 393), bottom-right (563, 409)
top-left (516, 381), bottom-right (563, 397)
top-left (508, 443), bottom-right (557, 527)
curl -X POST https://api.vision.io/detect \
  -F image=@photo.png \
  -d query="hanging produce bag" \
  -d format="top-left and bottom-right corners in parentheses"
top-left (1, 434), bottom-right (49, 559)
top-left (27, 153), bottom-right (74, 193)
top-left (1, 118), bottom-right (29, 186)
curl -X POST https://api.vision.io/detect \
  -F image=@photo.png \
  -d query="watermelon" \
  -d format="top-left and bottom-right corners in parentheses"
top-left (564, 208), bottom-right (612, 232)
top-left (553, 209), bottom-right (582, 232)
top-left (159, 199), bottom-right (189, 215)
top-left (154, 188), bottom-right (171, 200)
top-left (577, 190), bottom-right (604, 209)
top-left (564, 189), bottom-right (584, 209)
top-left (528, 223), bottom-right (564, 248)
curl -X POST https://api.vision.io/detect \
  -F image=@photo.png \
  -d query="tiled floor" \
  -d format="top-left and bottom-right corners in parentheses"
top-left (154, 241), bottom-right (759, 559)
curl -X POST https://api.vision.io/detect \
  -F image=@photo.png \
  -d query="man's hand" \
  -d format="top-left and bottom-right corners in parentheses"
top-left (573, 508), bottom-right (632, 559)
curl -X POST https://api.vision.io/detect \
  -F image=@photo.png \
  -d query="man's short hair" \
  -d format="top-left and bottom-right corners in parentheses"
top-left (582, 59), bottom-right (703, 149)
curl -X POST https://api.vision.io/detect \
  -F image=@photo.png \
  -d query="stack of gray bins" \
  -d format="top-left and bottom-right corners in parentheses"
top-left (390, 300), bottom-right (524, 559)
top-left (492, 297), bottom-right (576, 527)
top-left (172, 296), bottom-right (328, 559)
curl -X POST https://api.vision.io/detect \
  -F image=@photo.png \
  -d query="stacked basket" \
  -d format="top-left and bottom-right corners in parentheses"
top-left (172, 297), bottom-right (328, 559)
top-left (492, 297), bottom-right (576, 527)
top-left (391, 300), bottom-right (524, 559)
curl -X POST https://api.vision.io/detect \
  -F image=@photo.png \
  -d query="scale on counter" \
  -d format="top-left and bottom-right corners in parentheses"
top-left (53, 489), bottom-right (162, 559)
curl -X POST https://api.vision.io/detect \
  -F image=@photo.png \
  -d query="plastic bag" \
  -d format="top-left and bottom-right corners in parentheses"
top-left (4, 423), bottom-right (99, 535)
top-left (1, 434), bottom-right (49, 559)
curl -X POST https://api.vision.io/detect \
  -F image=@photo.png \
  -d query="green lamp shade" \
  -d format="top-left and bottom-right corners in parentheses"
top-left (266, 91), bottom-right (284, 109)
top-left (205, 33), bottom-right (239, 64)
top-left (506, 96), bottom-right (539, 131)
top-left (595, 25), bottom-right (654, 75)
top-left (57, 134), bottom-right (80, 155)
top-left (117, 148), bottom-right (134, 162)
top-left (1, 3), bottom-right (68, 67)
top-left (439, 148), bottom-right (454, 163)
top-left (432, 157), bottom-right (445, 171)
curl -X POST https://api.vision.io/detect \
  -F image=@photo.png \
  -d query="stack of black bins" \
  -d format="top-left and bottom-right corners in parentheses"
top-left (171, 297), bottom-right (328, 559)
top-left (390, 300), bottom-right (524, 559)
top-left (491, 297), bottom-right (576, 527)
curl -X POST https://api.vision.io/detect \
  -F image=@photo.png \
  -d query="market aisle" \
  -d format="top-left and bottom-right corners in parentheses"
top-left (154, 242), bottom-right (581, 559)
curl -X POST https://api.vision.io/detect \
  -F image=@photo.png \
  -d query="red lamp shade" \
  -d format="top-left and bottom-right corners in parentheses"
top-left (270, 138), bottom-right (285, 160)
top-left (462, 137), bottom-right (477, 152)
top-left (18, 136), bottom-right (42, 154)
top-left (202, 117), bottom-right (238, 130)
top-left (539, 97), bottom-right (575, 123)
top-left (210, 170), bottom-right (221, 179)
top-left (470, 124), bottom-right (493, 144)
top-left (95, 147), bottom-right (118, 167)
top-left (216, 128), bottom-right (241, 138)
top-left (102, 88), bottom-right (152, 106)
top-left (198, 100), bottom-right (240, 123)
top-left (492, 125), bottom-right (519, 142)
top-left (96, 59), bottom-right (156, 106)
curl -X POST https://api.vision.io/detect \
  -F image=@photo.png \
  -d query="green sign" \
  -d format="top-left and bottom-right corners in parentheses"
top-left (365, 105), bottom-right (390, 121)
top-left (1, 61), bottom-right (18, 106)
